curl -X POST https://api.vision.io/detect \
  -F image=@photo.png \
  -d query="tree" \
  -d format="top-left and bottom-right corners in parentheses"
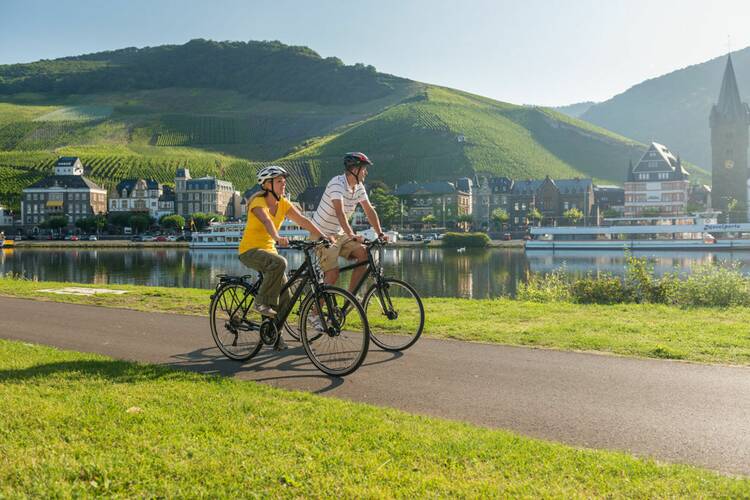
top-left (368, 188), bottom-right (399, 228)
top-left (190, 212), bottom-right (225, 231)
top-left (456, 213), bottom-right (474, 232)
top-left (563, 208), bottom-right (583, 225)
top-left (528, 208), bottom-right (543, 226)
top-left (75, 217), bottom-right (96, 233)
top-left (108, 212), bottom-right (132, 228)
top-left (41, 216), bottom-right (68, 233)
top-left (93, 214), bottom-right (106, 235)
top-left (490, 208), bottom-right (509, 231)
top-left (641, 208), bottom-right (662, 218)
top-left (129, 214), bottom-right (152, 233)
top-left (421, 214), bottom-right (436, 230)
top-left (727, 198), bottom-right (738, 223)
top-left (160, 214), bottom-right (185, 231)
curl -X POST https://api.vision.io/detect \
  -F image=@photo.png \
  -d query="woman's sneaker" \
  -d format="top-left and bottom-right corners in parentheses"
top-left (308, 314), bottom-right (325, 332)
top-left (252, 303), bottom-right (277, 317)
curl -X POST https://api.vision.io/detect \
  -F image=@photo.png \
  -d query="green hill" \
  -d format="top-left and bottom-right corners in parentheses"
top-left (581, 47), bottom-right (750, 170)
top-left (0, 40), bottom-right (709, 212)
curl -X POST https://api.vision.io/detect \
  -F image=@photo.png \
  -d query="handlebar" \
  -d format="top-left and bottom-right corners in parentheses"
top-left (287, 238), bottom-right (331, 250)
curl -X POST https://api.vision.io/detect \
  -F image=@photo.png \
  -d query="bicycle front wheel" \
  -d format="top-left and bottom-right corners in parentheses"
top-left (363, 278), bottom-right (424, 351)
top-left (282, 276), bottom-right (312, 341)
top-left (299, 285), bottom-right (369, 376)
top-left (210, 283), bottom-right (263, 361)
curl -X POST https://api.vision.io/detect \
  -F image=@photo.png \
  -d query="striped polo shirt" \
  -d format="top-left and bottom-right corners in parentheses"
top-left (312, 175), bottom-right (369, 236)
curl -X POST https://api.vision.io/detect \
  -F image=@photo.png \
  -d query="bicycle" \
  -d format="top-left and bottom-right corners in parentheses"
top-left (209, 239), bottom-right (370, 376)
top-left (284, 238), bottom-right (424, 351)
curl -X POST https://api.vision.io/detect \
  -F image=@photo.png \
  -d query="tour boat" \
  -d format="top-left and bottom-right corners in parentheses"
top-left (189, 220), bottom-right (308, 249)
top-left (525, 214), bottom-right (750, 251)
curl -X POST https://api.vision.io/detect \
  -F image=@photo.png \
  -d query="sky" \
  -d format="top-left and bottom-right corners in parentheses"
top-left (3, 0), bottom-right (750, 106)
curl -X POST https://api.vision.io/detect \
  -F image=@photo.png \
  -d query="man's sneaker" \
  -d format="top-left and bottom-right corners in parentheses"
top-left (273, 336), bottom-right (288, 351)
top-left (252, 303), bottom-right (277, 317)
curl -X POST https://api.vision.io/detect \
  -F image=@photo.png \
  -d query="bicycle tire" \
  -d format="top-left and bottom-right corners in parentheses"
top-left (299, 285), bottom-right (369, 376)
top-left (281, 276), bottom-right (313, 341)
top-left (210, 282), bottom-right (263, 361)
top-left (363, 278), bottom-right (424, 351)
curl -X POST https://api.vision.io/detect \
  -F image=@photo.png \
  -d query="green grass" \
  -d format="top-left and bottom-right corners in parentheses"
top-left (1, 339), bottom-right (748, 496)
top-left (1, 277), bottom-right (749, 365)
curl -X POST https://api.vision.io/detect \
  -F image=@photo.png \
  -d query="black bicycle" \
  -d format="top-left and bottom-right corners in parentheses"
top-left (284, 238), bottom-right (424, 351)
top-left (209, 239), bottom-right (370, 376)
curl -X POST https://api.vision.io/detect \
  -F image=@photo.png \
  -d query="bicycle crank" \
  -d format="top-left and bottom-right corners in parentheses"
top-left (259, 320), bottom-right (279, 346)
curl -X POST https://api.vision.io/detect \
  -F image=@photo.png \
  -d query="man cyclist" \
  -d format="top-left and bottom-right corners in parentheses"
top-left (312, 152), bottom-right (387, 294)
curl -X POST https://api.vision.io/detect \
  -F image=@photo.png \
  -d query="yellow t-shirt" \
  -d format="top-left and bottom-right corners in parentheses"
top-left (238, 195), bottom-right (293, 254)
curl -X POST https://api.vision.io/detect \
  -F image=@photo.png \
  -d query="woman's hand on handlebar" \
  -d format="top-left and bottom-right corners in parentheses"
top-left (275, 235), bottom-right (290, 247)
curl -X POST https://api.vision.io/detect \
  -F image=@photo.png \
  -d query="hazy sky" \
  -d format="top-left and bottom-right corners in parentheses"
top-left (3, 0), bottom-right (750, 106)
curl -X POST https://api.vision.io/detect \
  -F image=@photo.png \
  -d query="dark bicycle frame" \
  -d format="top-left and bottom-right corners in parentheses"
top-left (337, 239), bottom-right (391, 314)
top-left (215, 241), bottom-right (340, 336)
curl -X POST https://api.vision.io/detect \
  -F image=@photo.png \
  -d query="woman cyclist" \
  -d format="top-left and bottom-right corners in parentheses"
top-left (238, 165), bottom-right (332, 349)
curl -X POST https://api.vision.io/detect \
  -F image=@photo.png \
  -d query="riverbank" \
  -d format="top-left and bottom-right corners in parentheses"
top-left (10, 239), bottom-right (523, 249)
top-left (2, 339), bottom-right (746, 496)
top-left (14, 240), bottom-right (189, 248)
top-left (1, 277), bottom-right (748, 365)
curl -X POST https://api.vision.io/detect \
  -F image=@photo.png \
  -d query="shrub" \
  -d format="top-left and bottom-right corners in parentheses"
top-left (672, 263), bottom-right (750, 307)
top-left (441, 232), bottom-right (489, 248)
top-left (517, 267), bottom-right (571, 302)
top-left (570, 274), bottom-right (630, 304)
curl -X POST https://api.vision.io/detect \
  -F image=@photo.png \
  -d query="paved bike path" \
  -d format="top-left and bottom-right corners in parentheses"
top-left (2, 296), bottom-right (750, 476)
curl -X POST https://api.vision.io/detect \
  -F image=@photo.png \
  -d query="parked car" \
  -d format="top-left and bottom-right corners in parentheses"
top-left (503, 233), bottom-right (512, 241)
top-left (166, 235), bottom-right (178, 242)
top-left (88, 235), bottom-right (98, 241)
top-left (413, 234), bottom-right (424, 241)
top-left (70, 235), bottom-right (79, 241)
top-left (141, 235), bottom-right (156, 242)
top-left (131, 235), bottom-right (144, 242)
top-left (155, 235), bottom-right (167, 242)
top-left (64, 234), bottom-right (73, 241)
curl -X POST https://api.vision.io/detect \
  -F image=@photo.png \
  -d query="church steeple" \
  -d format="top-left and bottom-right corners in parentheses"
top-left (710, 53), bottom-right (750, 221)
top-left (715, 54), bottom-right (748, 120)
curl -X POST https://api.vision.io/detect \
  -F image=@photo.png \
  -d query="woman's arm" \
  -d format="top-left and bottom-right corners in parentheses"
top-left (251, 206), bottom-right (288, 246)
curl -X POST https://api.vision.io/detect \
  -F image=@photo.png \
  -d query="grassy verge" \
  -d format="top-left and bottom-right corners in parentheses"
top-left (1, 277), bottom-right (750, 365)
top-left (1, 339), bottom-right (748, 496)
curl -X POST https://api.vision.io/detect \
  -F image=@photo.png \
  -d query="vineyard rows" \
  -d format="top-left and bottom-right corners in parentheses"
top-left (0, 121), bottom-right (85, 151)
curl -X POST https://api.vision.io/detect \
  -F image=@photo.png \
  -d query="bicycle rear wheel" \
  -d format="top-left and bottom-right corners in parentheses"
top-left (299, 285), bottom-right (369, 376)
top-left (210, 283), bottom-right (263, 361)
top-left (363, 278), bottom-right (424, 351)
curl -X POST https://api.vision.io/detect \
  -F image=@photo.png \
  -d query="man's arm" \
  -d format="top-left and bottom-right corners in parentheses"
top-left (360, 199), bottom-right (384, 237)
top-left (286, 204), bottom-right (334, 242)
top-left (331, 199), bottom-right (359, 239)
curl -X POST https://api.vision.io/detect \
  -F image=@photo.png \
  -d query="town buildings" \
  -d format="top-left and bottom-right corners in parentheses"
top-left (20, 157), bottom-right (107, 228)
top-left (624, 143), bottom-right (690, 218)
top-left (174, 168), bottom-right (241, 219)
top-left (392, 180), bottom-right (472, 229)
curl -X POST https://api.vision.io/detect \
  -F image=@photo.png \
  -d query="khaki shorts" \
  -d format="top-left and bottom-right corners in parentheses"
top-left (317, 234), bottom-right (362, 272)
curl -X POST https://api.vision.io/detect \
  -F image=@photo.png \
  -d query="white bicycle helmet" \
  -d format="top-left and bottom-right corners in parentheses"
top-left (256, 165), bottom-right (288, 185)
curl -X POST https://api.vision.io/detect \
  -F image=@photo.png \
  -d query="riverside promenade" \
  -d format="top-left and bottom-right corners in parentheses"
top-left (1, 296), bottom-right (749, 476)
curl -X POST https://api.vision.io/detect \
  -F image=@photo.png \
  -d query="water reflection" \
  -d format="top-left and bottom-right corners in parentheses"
top-left (3, 247), bottom-right (750, 299)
